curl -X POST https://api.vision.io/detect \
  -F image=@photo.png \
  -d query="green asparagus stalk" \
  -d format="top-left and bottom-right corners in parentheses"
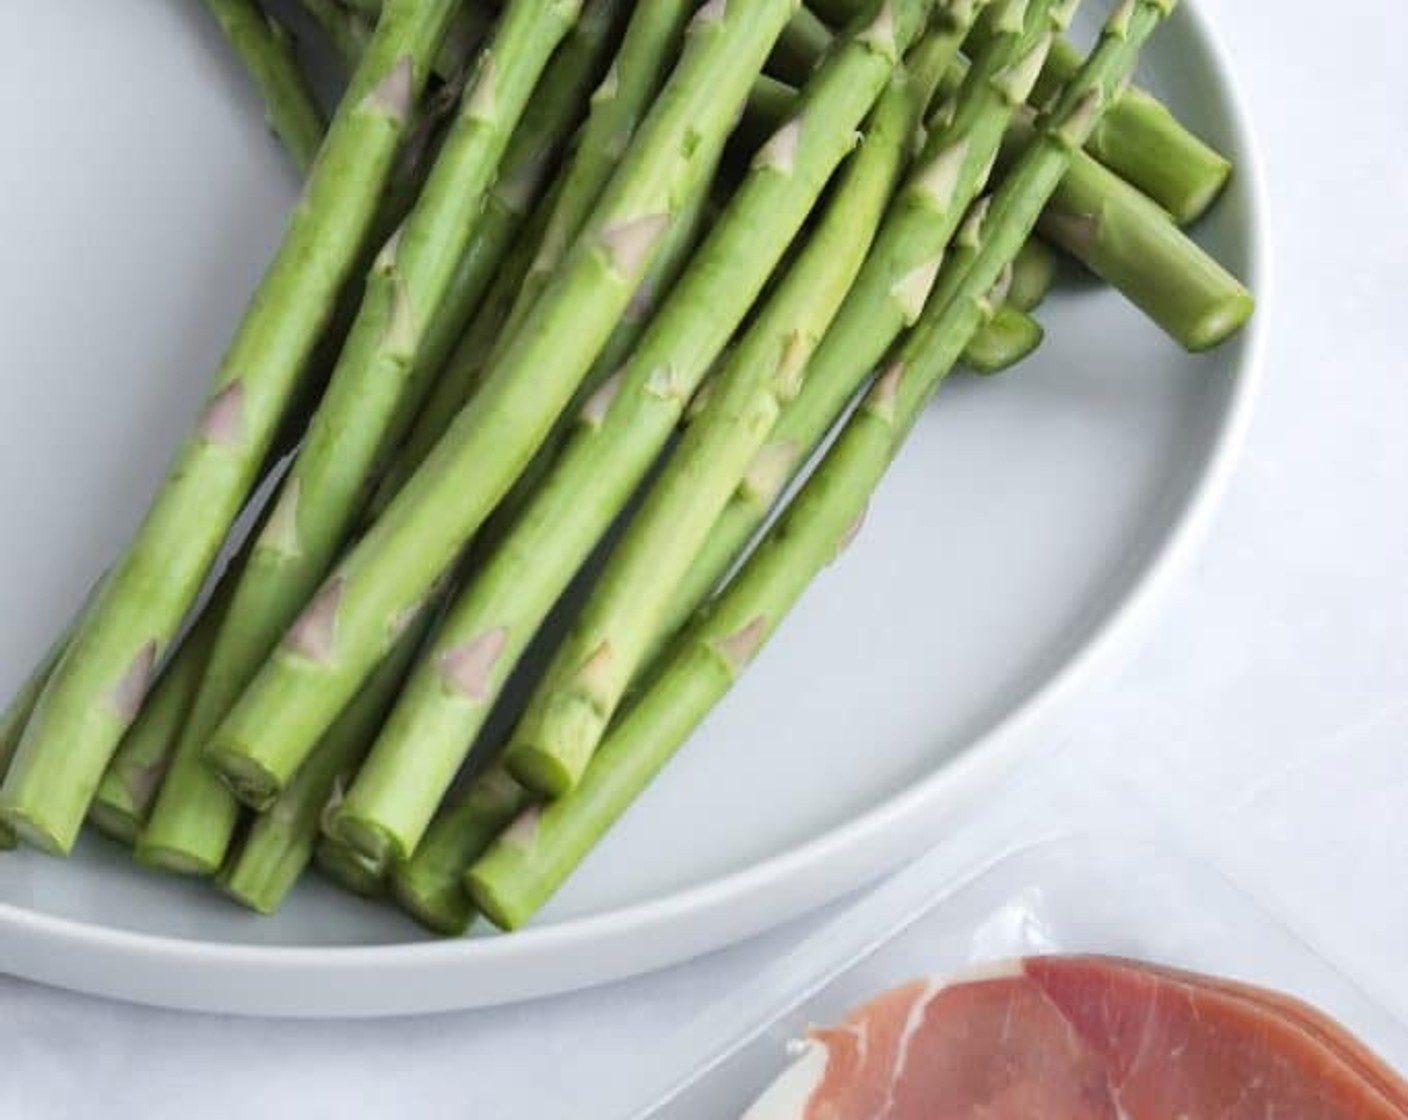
top-left (314, 835), bottom-right (390, 898)
top-left (818, 0), bottom-right (1229, 223)
top-left (966, 14), bottom-right (1229, 224)
top-left (94, 63), bottom-right (468, 865)
top-left (136, 0), bottom-right (583, 877)
top-left (87, 598), bottom-right (226, 846)
top-left (749, 54), bottom-right (1247, 351)
top-left (207, 0), bottom-right (803, 809)
top-left (678, 89), bottom-right (1244, 648)
top-left (299, 0), bottom-right (373, 71)
top-left (370, 0), bottom-right (720, 519)
top-left (505, 0), bottom-right (1055, 797)
top-left (220, 605), bottom-right (433, 914)
top-left (768, 7), bottom-right (832, 84)
top-left (0, 1), bottom-right (459, 854)
top-left (959, 238), bottom-right (1055, 373)
top-left (363, 192), bottom-right (562, 519)
top-left (396, 0), bottom-right (633, 465)
top-left (204, 0), bottom-right (327, 172)
top-left (1000, 114), bottom-right (1252, 349)
top-left (1006, 236), bottom-right (1059, 310)
top-left (364, 205), bottom-right (712, 890)
top-left (0, 594), bottom-right (99, 851)
top-left (390, 765), bottom-right (529, 935)
top-left (963, 302), bottom-right (1045, 372)
top-left (806, 0), bottom-right (871, 27)
top-left (341, 0), bottom-right (495, 81)
top-left (468, 0), bottom-right (1180, 930)
top-left (496, 0), bottom-right (699, 346)
top-left (328, 0), bottom-right (969, 860)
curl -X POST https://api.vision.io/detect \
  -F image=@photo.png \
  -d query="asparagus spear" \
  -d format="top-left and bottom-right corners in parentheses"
top-left (396, 0), bottom-right (633, 464)
top-left (957, 239), bottom-right (1055, 373)
top-left (204, 0), bottom-right (327, 172)
top-left (328, 0), bottom-right (970, 860)
top-left (1001, 114), bottom-right (1252, 349)
top-left (806, 0), bottom-right (871, 27)
top-left (368, 0), bottom-right (680, 519)
top-left (0, 4), bottom-right (461, 854)
top-left (496, 0), bottom-right (699, 346)
top-left (972, 19), bottom-right (1228, 224)
top-left (798, 1), bottom-right (1232, 227)
top-left (963, 302), bottom-right (1045, 373)
top-left (363, 199), bottom-right (713, 901)
top-left (768, 7), bottom-right (832, 84)
top-left (505, 0), bottom-right (1057, 797)
top-left (468, 0), bottom-right (1179, 930)
top-left (137, 0), bottom-right (584, 876)
top-left (220, 605), bottom-right (433, 913)
top-left (390, 765), bottom-right (529, 935)
top-left (87, 597), bottom-right (226, 846)
top-left (315, 835), bottom-right (390, 898)
top-left (746, 58), bottom-right (1251, 351)
top-left (363, 192), bottom-right (561, 519)
top-left (341, 0), bottom-right (495, 81)
top-left (207, 0), bottom-right (803, 808)
top-left (0, 594), bottom-right (100, 851)
top-left (299, 0), bottom-right (373, 71)
top-left (1006, 236), bottom-right (1059, 310)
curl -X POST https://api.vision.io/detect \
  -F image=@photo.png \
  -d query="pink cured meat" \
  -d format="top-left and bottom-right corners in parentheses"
top-left (743, 955), bottom-right (1408, 1119)
top-left (1135, 958), bottom-right (1408, 1109)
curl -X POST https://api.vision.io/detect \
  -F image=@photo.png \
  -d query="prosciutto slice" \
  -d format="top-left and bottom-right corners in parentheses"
top-left (743, 955), bottom-right (1408, 1119)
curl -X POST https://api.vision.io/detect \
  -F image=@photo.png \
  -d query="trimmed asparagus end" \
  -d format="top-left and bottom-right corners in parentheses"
top-left (463, 865), bottom-right (531, 932)
top-left (0, 803), bottom-right (72, 856)
top-left (964, 305), bottom-right (1046, 374)
top-left (505, 742), bottom-right (580, 800)
top-left (87, 801), bottom-right (144, 847)
top-left (208, 747), bottom-right (282, 811)
top-left (315, 837), bottom-right (389, 899)
top-left (1186, 290), bottom-right (1257, 353)
top-left (0, 822), bottom-right (16, 851)
top-left (325, 810), bottom-right (400, 866)
top-left (390, 868), bottom-right (477, 937)
top-left (1008, 240), bottom-right (1060, 311)
top-left (218, 873), bottom-right (283, 917)
top-left (1173, 159), bottom-right (1234, 227)
top-left (134, 840), bottom-right (219, 877)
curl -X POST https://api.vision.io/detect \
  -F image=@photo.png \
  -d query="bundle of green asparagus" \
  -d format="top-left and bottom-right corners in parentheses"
top-left (0, 0), bottom-right (1252, 932)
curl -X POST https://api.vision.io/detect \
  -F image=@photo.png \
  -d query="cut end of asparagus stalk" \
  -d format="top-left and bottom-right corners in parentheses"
top-left (217, 873), bottom-right (283, 917)
top-left (1175, 160), bottom-right (1233, 228)
top-left (964, 304), bottom-right (1046, 374)
top-left (462, 865), bottom-right (532, 932)
top-left (504, 735), bottom-right (590, 800)
top-left (314, 836), bottom-right (389, 899)
top-left (1007, 239), bottom-right (1059, 312)
top-left (218, 839), bottom-right (309, 915)
top-left (0, 822), bottom-right (17, 851)
top-left (323, 810), bottom-right (400, 867)
top-left (0, 802), bottom-right (72, 857)
top-left (1185, 289), bottom-right (1256, 353)
top-left (134, 839), bottom-right (222, 878)
top-left (390, 867), bottom-right (477, 937)
top-left (86, 802), bottom-right (144, 847)
top-left (206, 746), bottom-right (282, 811)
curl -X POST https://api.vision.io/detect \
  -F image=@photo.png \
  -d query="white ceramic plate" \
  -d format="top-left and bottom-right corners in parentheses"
top-left (0, 1), bottom-right (1267, 1016)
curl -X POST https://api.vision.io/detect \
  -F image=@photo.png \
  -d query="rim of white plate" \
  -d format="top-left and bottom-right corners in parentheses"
top-left (0, 0), bottom-right (1273, 1016)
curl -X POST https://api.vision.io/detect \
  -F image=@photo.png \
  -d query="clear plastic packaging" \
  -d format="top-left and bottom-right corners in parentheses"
top-left (603, 777), bottom-right (1408, 1118)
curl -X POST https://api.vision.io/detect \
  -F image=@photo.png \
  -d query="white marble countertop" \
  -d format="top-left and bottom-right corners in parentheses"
top-left (4, 0), bottom-right (1406, 1115)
